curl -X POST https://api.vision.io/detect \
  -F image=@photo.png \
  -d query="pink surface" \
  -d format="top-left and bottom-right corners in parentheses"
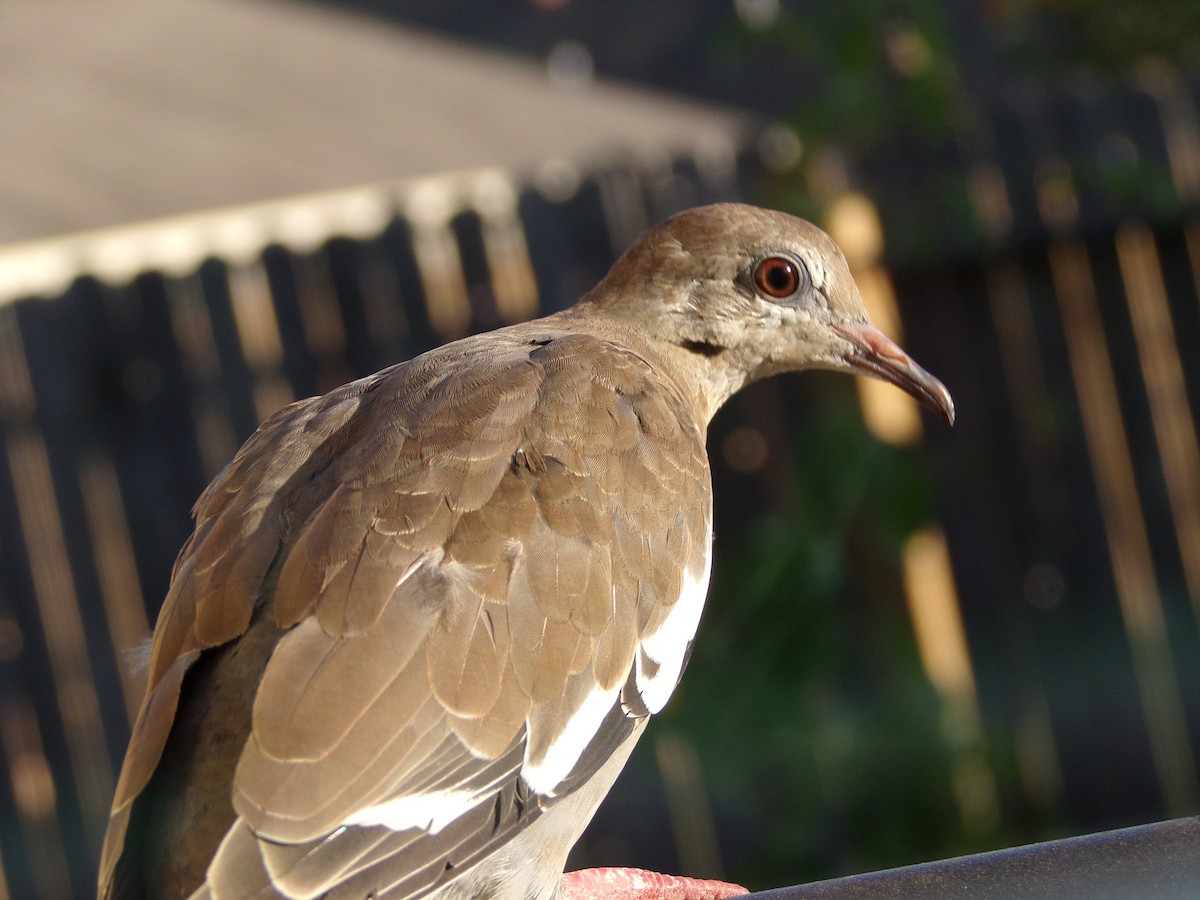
top-left (561, 867), bottom-right (748, 900)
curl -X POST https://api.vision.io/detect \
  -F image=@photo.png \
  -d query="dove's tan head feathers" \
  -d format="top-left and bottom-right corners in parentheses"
top-left (574, 202), bottom-right (953, 423)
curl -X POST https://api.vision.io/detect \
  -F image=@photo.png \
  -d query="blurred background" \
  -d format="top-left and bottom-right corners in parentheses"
top-left (2, 0), bottom-right (1200, 896)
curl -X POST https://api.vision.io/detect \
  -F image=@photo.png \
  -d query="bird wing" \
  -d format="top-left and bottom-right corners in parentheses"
top-left (99, 330), bottom-right (713, 899)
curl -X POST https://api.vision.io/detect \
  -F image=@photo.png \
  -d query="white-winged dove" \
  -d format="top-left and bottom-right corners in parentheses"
top-left (99, 203), bottom-right (953, 900)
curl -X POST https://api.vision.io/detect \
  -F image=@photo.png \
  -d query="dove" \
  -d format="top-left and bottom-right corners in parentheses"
top-left (99, 203), bottom-right (953, 900)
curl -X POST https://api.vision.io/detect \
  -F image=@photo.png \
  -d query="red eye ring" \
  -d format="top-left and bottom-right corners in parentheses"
top-left (753, 256), bottom-right (803, 299)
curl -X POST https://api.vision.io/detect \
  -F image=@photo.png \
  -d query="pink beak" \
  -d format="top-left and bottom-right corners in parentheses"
top-left (831, 321), bottom-right (955, 425)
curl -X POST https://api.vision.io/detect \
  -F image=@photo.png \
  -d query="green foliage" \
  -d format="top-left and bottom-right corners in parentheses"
top-left (997, 0), bottom-right (1200, 73)
top-left (655, 397), bottom-right (1000, 886)
top-left (655, 1), bottom-right (1200, 885)
top-left (728, 0), bottom-right (963, 157)
top-left (736, 0), bottom-right (1200, 260)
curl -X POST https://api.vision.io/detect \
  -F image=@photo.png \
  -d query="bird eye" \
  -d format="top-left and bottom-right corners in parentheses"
top-left (752, 256), bottom-right (804, 299)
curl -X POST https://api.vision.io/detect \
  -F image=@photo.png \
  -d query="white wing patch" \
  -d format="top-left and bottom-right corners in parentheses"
top-left (505, 526), bottom-right (714, 800)
top-left (635, 529), bottom-right (713, 715)
top-left (342, 787), bottom-right (487, 834)
top-left (521, 683), bottom-right (621, 796)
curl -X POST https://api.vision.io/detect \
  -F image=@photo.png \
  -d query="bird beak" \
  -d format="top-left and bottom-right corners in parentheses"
top-left (831, 321), bottom-right (955, 425)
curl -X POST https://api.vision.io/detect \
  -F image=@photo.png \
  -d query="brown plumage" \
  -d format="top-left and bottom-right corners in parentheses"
top-left (99, 203), bottom-right (953, 900)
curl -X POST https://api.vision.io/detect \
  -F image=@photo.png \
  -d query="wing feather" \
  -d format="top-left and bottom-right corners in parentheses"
top-left (251, 601), bottom-right (431, 763)
top-left (101, 330), bottom-right (714, 900)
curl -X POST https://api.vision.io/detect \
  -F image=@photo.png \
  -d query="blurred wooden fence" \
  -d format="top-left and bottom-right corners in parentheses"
top-left (0, 152), bottom-right (758, 897)
top-left (1, 64), bottom-right (1200, 897)
top-left (881, 62), bottom-right (1200, 838)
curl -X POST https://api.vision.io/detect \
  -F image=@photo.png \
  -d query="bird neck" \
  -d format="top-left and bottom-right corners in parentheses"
top-left (542, 306), bottom-right (744, 427)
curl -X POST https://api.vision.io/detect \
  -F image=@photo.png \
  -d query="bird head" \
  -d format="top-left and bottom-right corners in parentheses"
top-left (581, 203), bottom-right (954, 425)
